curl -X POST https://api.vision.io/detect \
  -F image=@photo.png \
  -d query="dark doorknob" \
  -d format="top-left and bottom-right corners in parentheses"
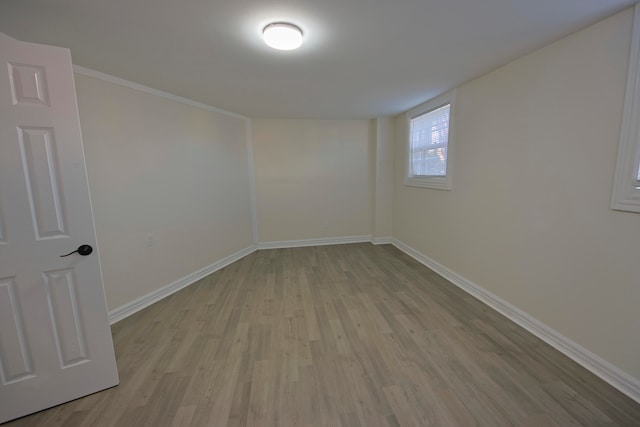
top-left (60, 244), bottom-right (93, 257)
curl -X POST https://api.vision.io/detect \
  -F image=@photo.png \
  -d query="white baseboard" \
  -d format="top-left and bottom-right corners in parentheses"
top-left (106, 235), bottom-right (640, 403)
top-left (108, 236), bottom-right (372, 323)
top-left (391, 238), bottom-right (640, 404)
top-left (108, 244), bottom-right (257, 324)
top-left (371, 236), bottom-right (393, 245)
top-left (257, 235), bottom-right (372, 250)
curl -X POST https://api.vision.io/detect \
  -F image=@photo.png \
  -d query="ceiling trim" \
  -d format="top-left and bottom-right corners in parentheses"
top-left (72, 65), bottom-right (248, 121)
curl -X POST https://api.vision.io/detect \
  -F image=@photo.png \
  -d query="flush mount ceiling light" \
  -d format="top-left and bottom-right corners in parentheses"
top-left (263, 22), bottom-right (303, 50)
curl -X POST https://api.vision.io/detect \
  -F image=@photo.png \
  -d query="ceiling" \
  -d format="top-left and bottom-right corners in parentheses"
top-left (0, 0), bottom-right (636, 119)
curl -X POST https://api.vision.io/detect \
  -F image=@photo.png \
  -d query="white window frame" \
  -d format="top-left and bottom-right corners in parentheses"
top-left (612, 5), bottom-right (640, 213)
top-left (404, 90), bottom-right (456, 190)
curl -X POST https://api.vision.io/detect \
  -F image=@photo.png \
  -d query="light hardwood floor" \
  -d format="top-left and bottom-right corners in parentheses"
top-left (6, 243), bottom-right (640, 426)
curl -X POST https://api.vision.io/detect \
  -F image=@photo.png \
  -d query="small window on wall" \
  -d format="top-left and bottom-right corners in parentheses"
top-left (611, 5), bottom-right (640, 213)
top-left (405, 90), bottom-right (456, 190)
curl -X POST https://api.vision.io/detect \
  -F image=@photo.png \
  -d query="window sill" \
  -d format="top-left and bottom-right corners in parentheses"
top-left (611, 189), bottom-right (640, 213)
top-left (405, 176), bottom-right (451, 190)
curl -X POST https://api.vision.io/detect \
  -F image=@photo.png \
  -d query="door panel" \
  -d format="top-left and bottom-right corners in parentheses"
top-left (43, 269), bottom-right (88, 367)
top-left (0, 35), bottom-right (119, 423)
top-left (18, 126), bottom-right (67, 239)
top-left (8, 62), bottom-right (50, 106)
top-left (0, 277), bottom-right (33, 383)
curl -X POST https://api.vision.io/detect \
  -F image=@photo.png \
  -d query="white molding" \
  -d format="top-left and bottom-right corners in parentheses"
top-left (108, 244), bottom-right (257, 324)
top-left (391, 238), bottom-right (640, 404)
top-left (72, 65), bottom-right (247, 121)
top-left (246, 120), bottom-right (259, 244)
top-left (371, 237), bottom-right (393, 245)
top-left (257, 235), bottom-right (372, 250)
top-left (109, 236), bottom-right (373, 323)
top-left (106, 234), bottom-right (640, 402)
top-left (0, 32), bottom-right (17, 41)
top-left (611, 4), bottom-right (640, 213)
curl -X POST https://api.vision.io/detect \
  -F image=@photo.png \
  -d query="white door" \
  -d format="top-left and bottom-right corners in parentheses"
top-left (0, 34), bottom-right (119, 423)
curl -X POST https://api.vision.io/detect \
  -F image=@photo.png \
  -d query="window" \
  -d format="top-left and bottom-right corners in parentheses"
top-left (405, 90), bottom-right (456, 189)
top-left (612, 5), bottom-right (640, 213)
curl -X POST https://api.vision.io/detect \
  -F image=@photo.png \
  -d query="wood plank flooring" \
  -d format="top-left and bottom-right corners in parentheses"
top-left (5, 243), bottom-right (640, 426)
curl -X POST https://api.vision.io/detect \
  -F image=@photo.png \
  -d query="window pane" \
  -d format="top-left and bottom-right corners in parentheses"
top-left (409, 104), bottom-right (450, 177)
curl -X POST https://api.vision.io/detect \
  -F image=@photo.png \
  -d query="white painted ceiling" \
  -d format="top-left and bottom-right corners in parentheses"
top-left (0, 0), bottom-right (636, 118)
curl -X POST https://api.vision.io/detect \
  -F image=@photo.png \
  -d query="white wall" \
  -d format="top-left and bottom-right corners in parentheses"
top-left (74, 73), bottom-right (254, 311)
top-left (68, 4), bottom-right (639, 393)
top-left (252, 119), bottom-right (372, 243)
top-left (393, 8), bottom-right (640, 380)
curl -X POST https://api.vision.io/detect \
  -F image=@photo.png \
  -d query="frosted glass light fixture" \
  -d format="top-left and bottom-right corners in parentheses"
top-left (263, 23), bottom-right (303, 50)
